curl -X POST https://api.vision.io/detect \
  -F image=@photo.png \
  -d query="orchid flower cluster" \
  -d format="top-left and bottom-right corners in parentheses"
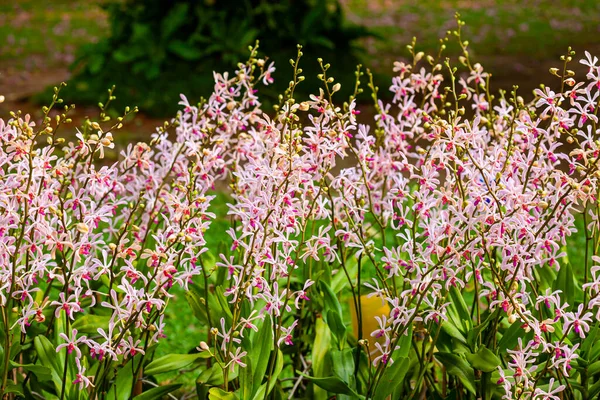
top-left (0, 48), bottom-right (277, 399)
top-left (191, 35), bottom-right (600, 399)
top-left (3, 19), bottom-right (600, 400)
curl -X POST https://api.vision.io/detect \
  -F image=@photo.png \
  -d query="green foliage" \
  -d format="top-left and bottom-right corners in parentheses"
top-left (63, 0), bottom-right (373, 116)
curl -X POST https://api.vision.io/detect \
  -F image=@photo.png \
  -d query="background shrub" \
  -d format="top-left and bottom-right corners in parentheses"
top-left (61, 0), bottom-right (372, 116)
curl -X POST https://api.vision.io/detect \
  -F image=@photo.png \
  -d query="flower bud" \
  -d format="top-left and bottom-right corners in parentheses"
top-left (76, 222), bottom-right (89, 234)
top-left (582, 185), bottom-right (592, 194)
top-left (198, 341), bottom-right (210, 351)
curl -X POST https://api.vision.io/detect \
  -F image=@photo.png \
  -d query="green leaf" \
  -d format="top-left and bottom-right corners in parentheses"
top-left (467, 312), bottom-right (496, 349)
top-left (589, 340), bottom-right (600, 363)
top-left (239, 355), bottom-right (253, 400)
top-left (589, 378), bottom-right (600, 398)
top-left (534, 263), bottom-right (557, 291)
top-left (54, 312), bottom-right (67, 383)
top-left (197, 363), bottom-right (238, 387)
top-left (313, 318), bottom-right (332, 400)
top-left (72, 314), bottom-right (111, 334)
top-left (310, 36), bottom-right (335, 49)
top-left (87, 54), bottom-right (105, 74)
top-left (161, 3), bottom-right (189, 39)
top-left (581, 322), bottom-right (599, 358)
top-left (435, 352), bottom-right (476, 395)
top-left (34, 336), bottom-right (63, 393)
top-left (266, 350), bottom-right (284, 395)
top-left (250, 384), bottom-right (267, 400)
top-left (373, 357), bottom-right (409, 400)
top-left (320, 281), bottom-right (343, 316)
top-left (439, 320), bottom-right (467, 345)
top-left (168, 40), bottom-right (203, 61)
top-left (466, 346), bottom-right (501, 372)
top-left (327, 310), bottom-right (347, 345)
top-left (208, 387), bottom-right (239, 400)
top-left (113, 46), bottom-right (145, 63)
top-left (330, 348), bottom-right (355, 388)
top-left (588, 359), bottom-right (600, 376)
top-left (145, 353), bottom-right (209, 375)
top-left (553, 259), bottom-right (574, 306)
top-left (397, 324), bottom-right (413, 358)
top-left (186, 286), bottom-right (209, 324)
top-left (298, 373), bottom-right (362, 397)
top-left (107, 362), bottom-right (134, 400)
top-left (331, 258), bottom-right (357, 293)
top-left (313, 318), bottom-right (332, 378)
top-left (215, 286), bottom-right (234, 323)
top-left (133, 384), bottom-right (182, 400)
top-left (250, 315), bottom-right (273, 396)
top-left (4, 383), bottom-right (24, 397)
top-left (449, 286), bottom-right (472, 331)
top-left (498, 321), bottom-right (526, 353)
top-left (9, 361), bottom-right (52, 382)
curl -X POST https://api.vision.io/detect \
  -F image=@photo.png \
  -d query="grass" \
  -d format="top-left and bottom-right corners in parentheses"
top-left (345, 0), bottom-right (600, 76)
top-left (0, 0), bottom-right (106, 70)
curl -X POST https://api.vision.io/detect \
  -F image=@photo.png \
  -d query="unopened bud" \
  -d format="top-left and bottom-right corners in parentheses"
top-left (76, 222), bottom-right (89, 234)
top-left (582, 185), bottom-right (592, 194)
top-left (198, 341), bottom-right (210, 351)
